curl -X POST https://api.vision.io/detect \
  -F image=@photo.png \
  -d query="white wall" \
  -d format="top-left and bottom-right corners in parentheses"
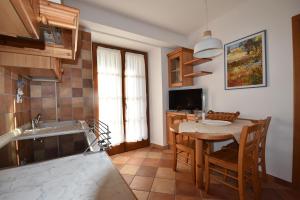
top-left (161, 48), bottom-right (174, 146)
top-left (64, 0), bottom-right (188, 48)
top-left (188, 0), bottom-right (300, 182)
top-left (148, 48), bottom-right (165, 145)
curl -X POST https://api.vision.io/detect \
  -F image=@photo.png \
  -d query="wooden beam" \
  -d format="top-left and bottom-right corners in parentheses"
top-left (0, 34), bottom-right (44, 49)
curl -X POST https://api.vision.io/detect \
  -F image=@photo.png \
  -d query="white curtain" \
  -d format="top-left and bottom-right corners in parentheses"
top-left (97, 47), bottom-right (124, 146)
top-left (125, 52), bottom-right (148, 142)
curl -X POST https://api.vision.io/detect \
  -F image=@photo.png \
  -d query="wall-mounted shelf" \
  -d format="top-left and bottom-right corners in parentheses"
top-left (184, 57), bottom-right (212, 66)
top-left (184, 71), bottom-right (212, 78)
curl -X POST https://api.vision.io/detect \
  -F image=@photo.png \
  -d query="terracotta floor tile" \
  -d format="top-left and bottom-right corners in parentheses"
top-left (175, 171), bottom-right (194, 184)
top-left (156, 167), bottom-right (175, 179)
top-left (175, 180), bottom-right (200, 197)
top-left (147, 152), bottom-right (163, 159)
top-left (148, 192), bottom-right (175, 200)
top-left (175, 195), bottom-right (202, 200)
top-left (149, 147), bottom-right (162, 152)
top-left (120, 164), bottom-right (139, 175)
top-left (162, 149), bottom-right (173, 154)
top-left (110, 147), bottom-right (297, 200)
top-left (136, 166), bottom-right (158, 177)
top-left (151, 178), bottom-right (175, 194)
top-left (127, 157), bottom-right (145, 165)
top-left (277, 188), bottom-right (300, 200)
top-left (130, 176), bottom-right (154, 191)
top-left (260, 188), bottom-right (284, 200)
top-left (133, 151), bottom-right (149, 158)
top-left (138, 147), bottom-right (151, 152)
top-left (201, 183), bottom-right (238, 200)
top-left (161, 153), bottom-right (174, 160)
top-left (142, 158), bottom-right (160, 167)
top-left (176, 162), bottom-right (191, 173)
top-left (159, 159), bottom-right (173, 168)
top-left (120, 150), bottom-right (137, 157)
top-left (114, 164), bottom-right (124, 171)
top-left (132, 190), bottom-right (149, 200)
top-left (122, 174), bottom-right (135, 185)
top-left (112, 156), bottom-right (130, 164)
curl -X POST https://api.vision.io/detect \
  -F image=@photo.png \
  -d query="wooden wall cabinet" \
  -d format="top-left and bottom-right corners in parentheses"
top-left (0, 51), bottom-right (62, 80)
top-left (167, 48), bottom-right (194, 88)
top-left (166, 111), bottom-right (197, 147)
top-left (0, 0), bottom-right (80, 60)
top-left (167, 47), bottom-right (213, 88)
top-left (0, 0), bottom-right (40, 39)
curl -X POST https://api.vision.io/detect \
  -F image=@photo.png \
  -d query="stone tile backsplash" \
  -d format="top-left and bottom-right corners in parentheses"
top-left (30, 31), bottom-right (94, 122)
top-left (0, 67), bottom-right (31, 135)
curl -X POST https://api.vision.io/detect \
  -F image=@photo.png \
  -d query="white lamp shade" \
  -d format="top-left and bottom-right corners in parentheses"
top-left (193, 37), bottom-right (223, 58)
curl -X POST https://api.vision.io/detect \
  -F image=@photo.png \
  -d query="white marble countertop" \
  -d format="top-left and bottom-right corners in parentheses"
top-left (15, 120), bottom-right (89, 140)
top-left (0, 152), bottom-right (136, 200)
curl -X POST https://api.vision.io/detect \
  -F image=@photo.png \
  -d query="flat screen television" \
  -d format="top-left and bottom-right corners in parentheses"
top-left (169, 89), bottom-right (203, 111)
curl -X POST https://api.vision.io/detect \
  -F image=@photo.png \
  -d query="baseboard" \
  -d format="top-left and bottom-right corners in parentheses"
top-left (150, 143), bottom-right (169, 150)
top-left (266, 174), bottom-right (293, 188)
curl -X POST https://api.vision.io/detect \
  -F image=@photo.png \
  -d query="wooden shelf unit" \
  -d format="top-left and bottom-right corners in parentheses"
top-left (167, 48), bottom-right (194, 88)
top-left (184, 71), bottom-right (212, 78)
top-left (0, 0), bottom-right (80, 80)
top-left (0, 51), bottom-right (62, 80)
top-left (184, 57), bottom-right (212, 66)
top-left (39, 0), bottom-right (80, 60)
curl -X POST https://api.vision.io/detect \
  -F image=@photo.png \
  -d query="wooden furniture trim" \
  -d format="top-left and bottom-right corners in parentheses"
top-left (92, 42), bottom-right (150, 154)
top-left (292, 13), bottom-right (300, 189)
top-left (0, 51), bottom-right (51, 69)
top-left (0, 51), bottom-right (61, 80)
top-left (204, 124), bottom-right (263, 199)
top-left (206, 110), bottom-right (240, 122)
top-left (167, 48), bottom-right (194, 88)
top-left (184, 57), bottom-right (212, 66)
top-left (51, 57), bottom-right (62, 80)
top-left (167, 47), bottom-right (193, 57)
top-left (172, 130), bottom-right (196, 183)
top-left (0, 44), bottom-right (73, 59)
top-left (10, 0), bottom-right (40, 39)
top-left (0, 34), bottom-right (44, 49)
top-left (184, 71), bottom-right (212, 78)
top-left (170, 119), bottom-right (254, 189)
top-left (39, 0), bottom-right (79, 30)
top-left (39, 0), bottom-right (80, 59)
top-left (168, 50), bottom-right (183, 87)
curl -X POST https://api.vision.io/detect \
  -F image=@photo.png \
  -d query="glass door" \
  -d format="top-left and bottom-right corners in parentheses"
top-left (169, 53), bottom-right (182, 86)
top-left (93, 44), bottom-right (149, 155)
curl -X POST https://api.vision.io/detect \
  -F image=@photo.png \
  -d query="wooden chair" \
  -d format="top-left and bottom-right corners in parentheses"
top-left (204, 123), bottom-right (264, 200)
top-left (170, 115), bottom-right (211, 184)
top-left (206, 110), bottom-right (240, 122)
top-left (223, 117), bottom-right (272, 180)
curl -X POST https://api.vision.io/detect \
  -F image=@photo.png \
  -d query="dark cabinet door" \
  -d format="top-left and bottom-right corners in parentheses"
top-left (59, 133), bottom-right (87, 156)
top-left (4, 133), bottom-right (88, 169)
top-left (18, 139), bottom-right (34, 165)
top-left (32, 136), bottom-right (59, 162)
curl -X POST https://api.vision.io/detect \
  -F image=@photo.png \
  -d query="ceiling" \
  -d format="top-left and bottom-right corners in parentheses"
top-left (76, 0), bottom-right (244, 35)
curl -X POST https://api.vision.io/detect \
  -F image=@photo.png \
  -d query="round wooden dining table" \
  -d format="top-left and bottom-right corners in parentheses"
top-left (170, 119), bottom-right (253, 188)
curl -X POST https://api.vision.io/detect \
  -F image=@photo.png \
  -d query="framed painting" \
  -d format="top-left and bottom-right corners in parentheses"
top-left (224, 30), bottom-right (267, 90)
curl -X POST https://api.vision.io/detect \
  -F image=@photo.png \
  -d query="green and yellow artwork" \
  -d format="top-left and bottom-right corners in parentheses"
top-left (224, 31), bottom-right (267, 89)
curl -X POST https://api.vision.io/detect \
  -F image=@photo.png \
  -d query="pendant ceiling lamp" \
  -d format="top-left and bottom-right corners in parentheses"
top-left (193, 0), bottom-right (223, 58)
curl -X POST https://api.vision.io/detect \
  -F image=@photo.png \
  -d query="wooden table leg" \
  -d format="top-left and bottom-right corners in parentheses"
top-left (195, 139), bottom-right (204, 188)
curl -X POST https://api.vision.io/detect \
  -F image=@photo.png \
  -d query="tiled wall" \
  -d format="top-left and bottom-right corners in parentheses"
top-left (30, 31), bottom-right (94, 121)
top-left (0, 67), bottom-right (31, 136)
top-left (30, 81), bottom-right (56, 120)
